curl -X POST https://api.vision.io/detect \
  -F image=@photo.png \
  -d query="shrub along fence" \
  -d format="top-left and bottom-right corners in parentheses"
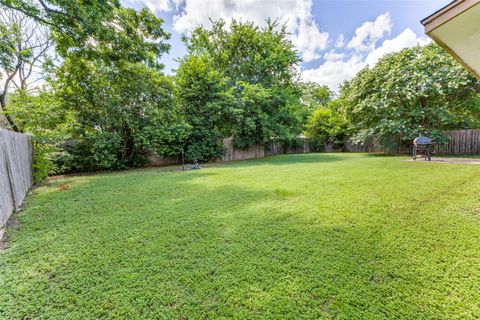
top-left (0, 128), bottom-right (33, 236)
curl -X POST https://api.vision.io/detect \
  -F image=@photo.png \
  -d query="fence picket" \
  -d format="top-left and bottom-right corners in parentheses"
top-left (0, 128), bottom-right (33, 230)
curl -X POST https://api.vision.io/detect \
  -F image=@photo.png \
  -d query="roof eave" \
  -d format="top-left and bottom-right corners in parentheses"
top-left (421, 0), bottom-right (480, 80)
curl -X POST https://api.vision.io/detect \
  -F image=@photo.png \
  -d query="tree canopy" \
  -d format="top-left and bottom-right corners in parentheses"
top-left (1, 0), bottom-right (170, 67)
top-left (175, 55), bottom-right (231, 161)
top-left (186, 19), bottom-right (299, 88)
top-left (343, 44), bottom-right (480, 149)
top-left (177, 19), bottom-right (303, 157)
top-left (299, 82), bottom-right (333, 124)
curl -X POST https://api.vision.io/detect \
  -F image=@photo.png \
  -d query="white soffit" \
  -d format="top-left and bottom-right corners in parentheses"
top-left (423, 0), bottom-right (480, 79)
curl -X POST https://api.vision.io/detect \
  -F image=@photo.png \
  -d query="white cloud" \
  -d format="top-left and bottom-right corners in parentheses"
top-left (301, 55), bottom-right (365, 91)
top-left (417, 37), bottom-right (432, 47)
top-left (128, 0), bottom-right (173, 12)
top-left (122, 3), bottom-right (434, 92)
top-left (290, 0), bottom-right (329, 62)
top-left (323, 50), bottom-right (345, 62)
top-left (335, 34), bottom-right (345, 48)
top-left (294, 17), bottom-right (329, 62)
top-left (365, 28), bottom-right (428, 66)
top-left (347, 12), bottom-right (392, 52)
top-left (302, 13), bottom-right (430, 92)
top-left (171, 0), bottom-right (328, 62)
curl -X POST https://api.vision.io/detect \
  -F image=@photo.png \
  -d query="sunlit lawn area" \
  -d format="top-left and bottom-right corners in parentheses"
top-left (2, 153), bottom-right (480, 319)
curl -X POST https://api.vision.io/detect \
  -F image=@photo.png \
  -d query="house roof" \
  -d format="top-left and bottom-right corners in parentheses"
top-left (422, 0), bottom-right (480, 79)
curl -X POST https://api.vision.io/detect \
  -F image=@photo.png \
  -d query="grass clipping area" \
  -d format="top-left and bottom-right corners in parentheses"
top-left (1, 153), bottom-right (480, 319)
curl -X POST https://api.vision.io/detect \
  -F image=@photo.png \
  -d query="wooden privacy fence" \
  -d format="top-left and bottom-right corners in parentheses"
top-left (345, 136), bottom-right (382, 153)
top-left (434, 129), bottom-right (480, 155)
top-left (221, 137), bottom-right (311, 161)
top-left (346, 130), bottom-right (480, 155)
top-left (149, 137), bottom-right (312, 165)
top-left (149, 130), bottom-right (480, 166)
top-left (0, 128), bottom-right (33, 233)
top-left (222, 137), bottom-right (265, 161)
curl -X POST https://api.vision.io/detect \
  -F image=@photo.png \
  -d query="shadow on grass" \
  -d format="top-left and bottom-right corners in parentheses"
top-left (164, 193), bottom-right (480, 319)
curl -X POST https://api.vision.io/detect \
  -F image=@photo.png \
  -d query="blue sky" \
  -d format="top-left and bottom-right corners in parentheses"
top-left (122, 0), bottom-right (451, 90)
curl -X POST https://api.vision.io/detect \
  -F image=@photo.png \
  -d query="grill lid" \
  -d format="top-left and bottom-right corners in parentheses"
top-left (413, 136), bottom-right (433, 145)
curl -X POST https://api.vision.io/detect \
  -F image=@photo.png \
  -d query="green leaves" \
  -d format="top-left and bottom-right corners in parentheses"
top-left (32, 142), bottom-right (57, 183)
top-left (1, 0), bottom-right (184, 170)
top-left (344, 44), bottom-right (480, 148)
top-left (305, 106), bottom-right (348, 151)
top-left (298, 82), bottom-right (333, 125)
top-left (0, 22), bottom-right (15, 75)
top-left (6, 90), bottom-right (73, 142)
top-left (54, 58), bottom-right (188, 170)
top-left (176, 55), bottom-right (231, 161)
top-left (4, 0), bottom-right (170, 68)
top-left (178, 19), bottom-right (303, 156)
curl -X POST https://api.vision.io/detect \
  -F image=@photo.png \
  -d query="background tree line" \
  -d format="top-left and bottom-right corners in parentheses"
top-left (1, 0), bottom-right (479, 182)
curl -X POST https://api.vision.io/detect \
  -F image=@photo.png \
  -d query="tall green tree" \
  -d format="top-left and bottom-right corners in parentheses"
top-left (344, 44), bottom-right (480, 149)
top-left (179, 19), bottom-right (303, 151)
top-left (175, 55), bottom-right (232, 161)
top-left (187, 19), bottom-right (299, 88)
top-left (1, 1), bottom-right (191, 173)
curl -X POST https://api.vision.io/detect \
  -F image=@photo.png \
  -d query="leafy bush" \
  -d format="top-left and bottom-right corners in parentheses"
top-left (65, 132), bottom-right (124, 171)
top-left (184, 129), bottom-right (226, 162)
top-left (305, 107), bottom-right (348, 151)
top-left (55, 61), bottom-right (189, 171)
top-left (32, 143), bottom-right (57, 183)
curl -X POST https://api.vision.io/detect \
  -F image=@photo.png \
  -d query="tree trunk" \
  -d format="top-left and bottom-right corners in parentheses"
top-left (0, 59), bottom-right (22, 133)
top-left (0, 94), bottom-right (21, 132)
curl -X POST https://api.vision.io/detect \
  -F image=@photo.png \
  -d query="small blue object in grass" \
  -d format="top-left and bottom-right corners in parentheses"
top-left (192, 158), bottom-right (201, 169)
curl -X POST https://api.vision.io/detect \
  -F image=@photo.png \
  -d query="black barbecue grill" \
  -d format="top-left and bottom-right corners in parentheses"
top-left (413, 136), bottom-right (433, 161)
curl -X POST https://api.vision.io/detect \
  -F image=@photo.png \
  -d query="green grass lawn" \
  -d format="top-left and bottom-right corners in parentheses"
top-left (2, 153), bottom-right (480, 319)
